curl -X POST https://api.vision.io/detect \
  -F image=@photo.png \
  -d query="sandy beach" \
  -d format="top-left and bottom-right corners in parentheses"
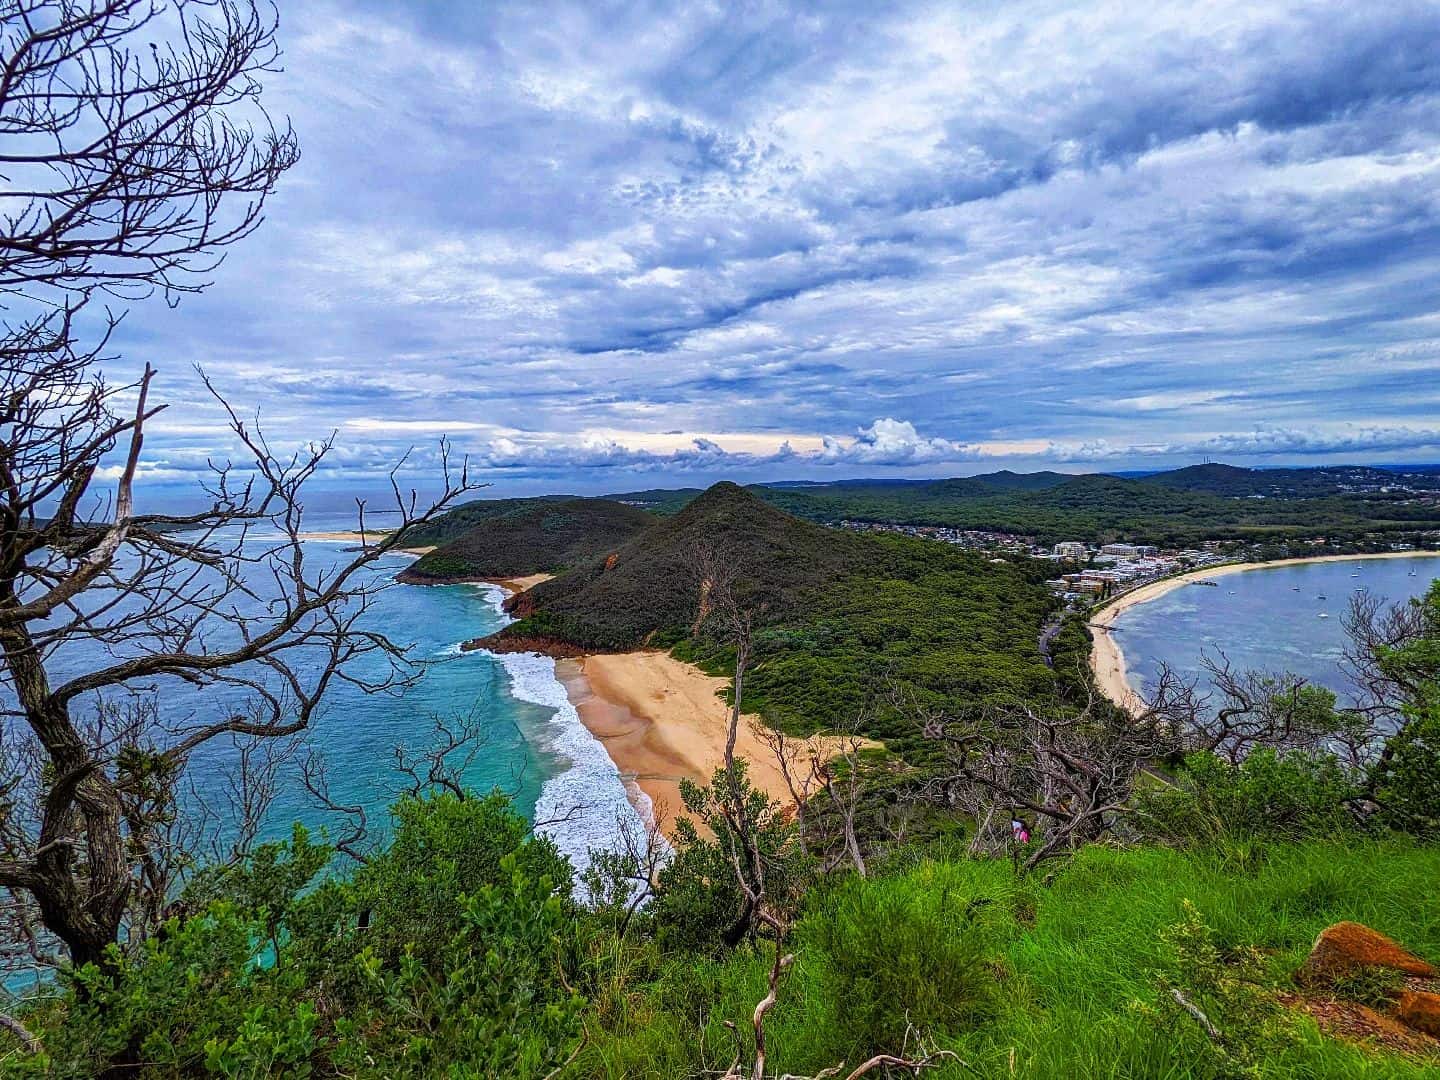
top-left (492, 573), bottom-right (553, 593)
top-left (478, 576), bottom-right (838, 836)
top-left (299, 529), bottom-right (434, 555)
top-left (1089, 551), bottom-right (1440, 713)
top-left (556, 650), bottom-right (862, 840)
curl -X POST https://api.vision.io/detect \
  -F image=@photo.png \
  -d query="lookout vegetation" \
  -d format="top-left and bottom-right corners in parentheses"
top-left (4, 2), bottom-right (1440, 1078)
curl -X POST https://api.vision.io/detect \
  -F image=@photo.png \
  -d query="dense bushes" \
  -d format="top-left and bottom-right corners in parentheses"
top-left (8, 790), bottom-right (1440, 1078)
top-left (3, 793), bottom-right (586, 1078)
top-left (1371, 712), bottom-right (1440, 838)
top-left (404, 498), bottom-right (655, 581)
top-left (794, 873), bottom-right (996, 1060)
top-left (1135, 750), bottom-right (1365, 845)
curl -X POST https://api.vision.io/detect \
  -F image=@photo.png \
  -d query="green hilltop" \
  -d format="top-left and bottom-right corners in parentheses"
top-left (489, 481), bottom-right (1064, 752)
top-left (400, 497), bottom-right (656, 582)
top-left (608, 463), bottom-right (1440, 547)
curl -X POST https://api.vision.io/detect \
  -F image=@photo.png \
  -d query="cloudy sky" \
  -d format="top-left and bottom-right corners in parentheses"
top-left (118, 0), bottom-right (1440, 495)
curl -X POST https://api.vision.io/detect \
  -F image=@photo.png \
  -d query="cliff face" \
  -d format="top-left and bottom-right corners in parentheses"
top-left (503, 589), bottom-right (539, 617)
top-left (460, 633), bottom-right (587, 657)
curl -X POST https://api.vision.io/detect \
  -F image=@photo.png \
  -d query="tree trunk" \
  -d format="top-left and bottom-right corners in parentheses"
top-left (0, 604), bottom-right (129, 971)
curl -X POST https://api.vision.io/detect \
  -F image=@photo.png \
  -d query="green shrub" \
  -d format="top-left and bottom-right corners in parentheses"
top-left (1135, 749), bottom-right (1363, 846)
top-left (1370, 711), bottom-right (1440, 839)
top-left (1143, 899), bottom-right (1296, 1077)
top-left (795, 873), bottom-right (997, 1061)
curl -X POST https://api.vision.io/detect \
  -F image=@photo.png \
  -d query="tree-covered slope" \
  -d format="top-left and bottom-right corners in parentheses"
top-left (501, 482), bottom-right (869, 647)
top-left (616, 466), bottom-right (1440, 546)
top-left (493, 482), bottom-right (1059, 748)
top-left (400, 498), bottom-right (655, 582)
top-left (1139, 462), bottom-right (1418, 498)
top-left (397, 495), bottom-right (573, 546)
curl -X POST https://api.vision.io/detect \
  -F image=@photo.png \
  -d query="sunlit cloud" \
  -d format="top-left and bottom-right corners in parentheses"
top-left (99, 0), bottom-right (1440, 492)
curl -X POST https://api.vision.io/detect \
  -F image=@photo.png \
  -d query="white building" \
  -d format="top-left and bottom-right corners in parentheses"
top-left (1100, 543), bottom-right (1158, 558)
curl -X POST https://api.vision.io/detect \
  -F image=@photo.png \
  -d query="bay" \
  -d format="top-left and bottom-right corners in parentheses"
top-left (1115, 555), bottom-right (1439, 701)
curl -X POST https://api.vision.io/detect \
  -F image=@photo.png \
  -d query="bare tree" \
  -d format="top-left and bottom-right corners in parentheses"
top-left (754, 723), bottom-right (819, 856)
top-left (910, 682), bottom-right (1182, 873)
top-left (298, 748), bottom-right (373, 866)
top-left (0, 366), bottom-right (476, 969)
top-left (689, 539), bottom-right (788, 949)
top-left (1, 0), bottom-right (299, 308)
top-left (755, 719), bottom-right (869, 877)
top-left (1148, 652), bottom-right (1377, 767)
top-left (0, 1), bottom-right (488, 972)
top-left (388, 710), bottom-right (492, 804)
top-left (1343, 589), bottom-right (1434, 725)
top-left (583, 807), bottom-right (670, 941)
top-left (812, 725), bottom-right (869, 878)
top-left (692, 539), bottom-right (760, 772)
top-left (689, 547), bottom-right (952, 1078)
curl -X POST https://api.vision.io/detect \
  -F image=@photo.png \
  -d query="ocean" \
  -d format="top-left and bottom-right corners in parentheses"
top-left (22, 527), bottom-right (649, 878)
top-left (1113, 555), bottom-right (1439, 703)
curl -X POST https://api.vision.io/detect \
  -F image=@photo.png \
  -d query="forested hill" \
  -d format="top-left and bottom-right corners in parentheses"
top-left (399, 498), bottom-right (655, 583)
top-left (488, 483), bottom-right (1063, 750)
top-left (1138, 462), bottom-right (1433, 498)
top-left (613, 464), bottom-right (1440, 546)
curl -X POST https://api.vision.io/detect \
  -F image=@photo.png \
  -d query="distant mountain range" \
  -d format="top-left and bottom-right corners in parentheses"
top-left (404, 462), bottom-right (1440, 568)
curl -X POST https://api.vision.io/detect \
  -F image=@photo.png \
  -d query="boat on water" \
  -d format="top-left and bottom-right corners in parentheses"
top-left (1317, 594), bottom-right (1327, 600)
top-left (1193, 579), bottom-right (1219, 587)
top-left (1318, 613), bottom-right (1329, 619)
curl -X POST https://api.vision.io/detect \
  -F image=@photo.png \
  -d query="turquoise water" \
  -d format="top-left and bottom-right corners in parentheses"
top-left (21, 531), bottom-right (649, 876)
top-left (1114, 555), bottom-right (1439, 702)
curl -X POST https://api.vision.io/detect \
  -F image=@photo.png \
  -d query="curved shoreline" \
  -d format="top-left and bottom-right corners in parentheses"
top-left (467, 579), bottom-right (861, 844)
top-left (1089, 551), bottom-right (1440, 713)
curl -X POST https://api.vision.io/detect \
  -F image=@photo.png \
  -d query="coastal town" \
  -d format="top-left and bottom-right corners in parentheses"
top-left (834, 517), bottom-right (1438, 606)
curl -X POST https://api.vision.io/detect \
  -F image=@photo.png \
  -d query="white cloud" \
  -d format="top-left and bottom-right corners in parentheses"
top-left (86, 0), bottom-right (1440, 488)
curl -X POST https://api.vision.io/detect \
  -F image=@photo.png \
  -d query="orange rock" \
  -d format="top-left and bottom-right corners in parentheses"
top-left (1395, 990), bottom-right (1440, 1039)
top-left (1297, 922), bottom-right (1437, 987)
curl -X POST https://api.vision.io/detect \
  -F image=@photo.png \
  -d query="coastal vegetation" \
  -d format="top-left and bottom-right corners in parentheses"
top-left (11, 519), bottom-right (1439, 1074)
top-left (7, 785), bottom-right (1440, 1076)
top-left (400, 498), bottom-right (654, 582)
top-left (615, 466), bottom-right (1440, 548)
top-left (489, 482), bottom-right (1061, 754)
top-left (4, 4), bottom-right (1440, 1076)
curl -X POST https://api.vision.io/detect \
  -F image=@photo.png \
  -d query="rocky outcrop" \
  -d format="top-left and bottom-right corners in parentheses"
top-left (504, 589), bottom-right (538, 617)
top-left (461, 633), bottom-right (587, 658)
top-left (1297, 922), bottom-right (1437, 987)
top-left (1395, 991), bottom-right (1440, 1039)
top-left (1291, 921), bottom-right (1440, 1055)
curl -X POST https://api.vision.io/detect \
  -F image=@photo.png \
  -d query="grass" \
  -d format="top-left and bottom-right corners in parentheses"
top-left (575, 842), bottom-right (1440, 1079)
